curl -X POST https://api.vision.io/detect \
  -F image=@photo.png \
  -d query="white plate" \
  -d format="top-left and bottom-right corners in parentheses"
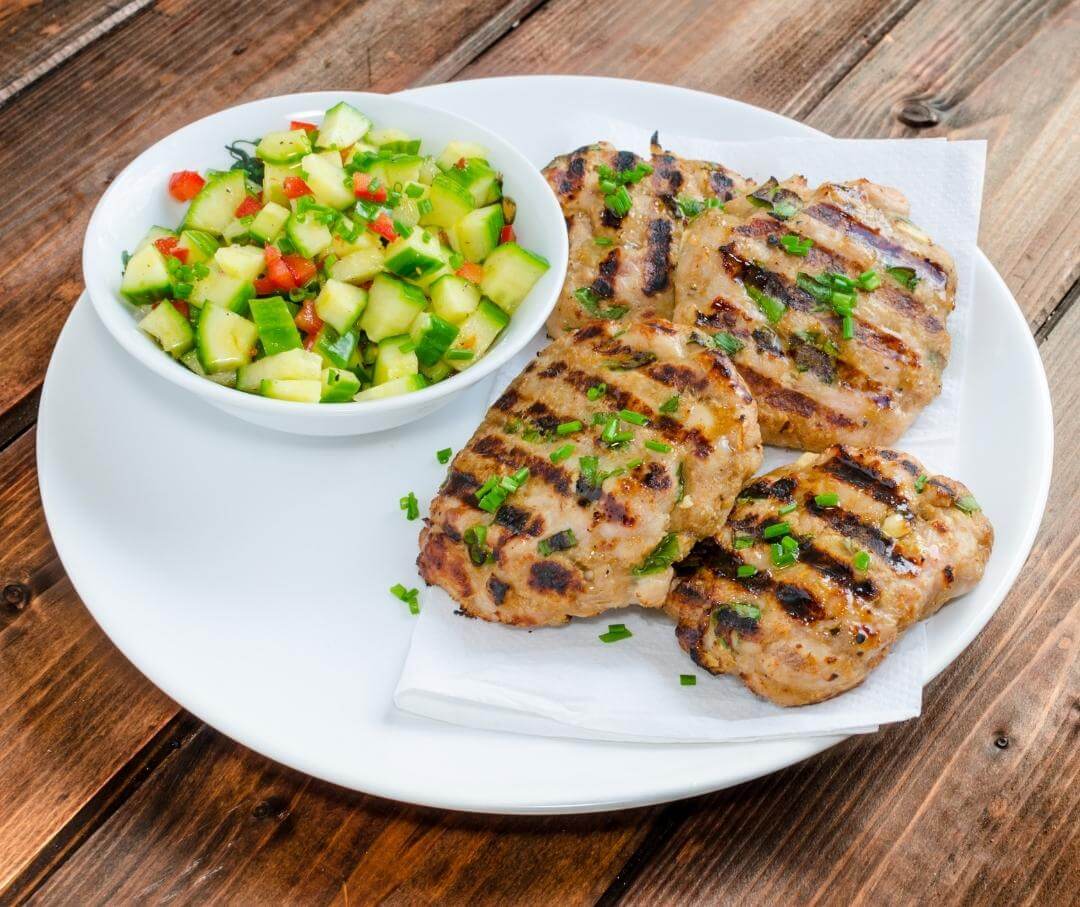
top-left (39, 77), bottom-right (1053, 814)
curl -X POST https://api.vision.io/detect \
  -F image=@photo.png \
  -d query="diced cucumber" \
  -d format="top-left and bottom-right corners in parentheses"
top-left (285, 212), bottom-right (332, 259)
top-left (419, 174), bottom-right (476, 228)
top-left (409, 312), bottom-right (459, 367)
top-left (321, 367), bottom-right (361, 402)
top-left (450, 204), bottom-right (504, 262)
top-left (360, 274), bottom-right (428, 342)
top-left (176, 229), bottom-right (219, 264)
top-left (180, 349), bottom-right (237, 387)
top-left (354, 373), bottom-right (427, 401)
top-left (236, 348), bottom-right (321, 392)
top-left (214, 245), bottom-right (265, 283)
top-left (139, 301), bottom-right (194, 358)
top-left (182, 170), bottom-right (247, 236)
top-left (331, 248), bottom-right (383, 284)
top-left (134, 226), bottom-right (176, 253)
top-left (367, 127), bottom-right (420, 154)
top-left (331, 220), bottom-right (381, 257)
top-left (383, 228), bottom-right (446, 279)
top-left (300, 153), bottom-right (353, 210)
top-left (447, 299), bottom-right (509, 370)
top-left (196, 305), bottom-right (258, 373)
top-left (437, 141), bottom-right (489, 170)
top-left (315, 279), bottom-right (367, 334)
top-left (189, 268), bottom-right (253, 313)
top-left (420, 359), bottom-right (453, 383)
top-left (260, 378), bottom-right (321, 403)
top-left (313, 326), bottom-right (359, 369)
top-left (445, 160), bottom-right (502, 206)
top-left (120, 244), bottom-right (172, 303)
top-left (374, 336), bottom-right (420, 384)
top-left (315, 102), bottom-right (372, 150)
top-left (249, 296), bottom-right (302, 356)
top-left (256, 129), bottom-right (313, 165)
top-left (249, 201), bottom-right (290, 243)
top-left (222, 216), bottom-right (253, 244)
top-left (405, 261), bottom-right (452, 292)
top-left (430, 275), bottom-right (481, 324)
top-left (262, 162), bottom-right (299, 206)
top-left (480, 243), bottom-right (549, 314)
top-left (374, 154), bottom-right (424, 188)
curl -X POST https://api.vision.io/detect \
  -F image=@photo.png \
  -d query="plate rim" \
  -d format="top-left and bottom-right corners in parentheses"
top-left (38, 76), bottom-right (1055, 814)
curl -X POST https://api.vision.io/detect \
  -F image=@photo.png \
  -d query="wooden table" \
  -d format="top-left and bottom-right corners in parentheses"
top-left (1, 1), bottom-right (1077, 903)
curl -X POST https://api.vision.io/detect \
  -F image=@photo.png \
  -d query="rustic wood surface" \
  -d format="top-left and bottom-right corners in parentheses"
top-left (0, 0), bottom-right (1076, 904)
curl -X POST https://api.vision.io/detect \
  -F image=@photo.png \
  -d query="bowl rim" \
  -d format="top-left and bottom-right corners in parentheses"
top-left (82, 90), bottom-right (568, 418)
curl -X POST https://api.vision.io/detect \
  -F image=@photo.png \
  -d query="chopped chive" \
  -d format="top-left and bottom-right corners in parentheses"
top-left (594, 236), bottom-right (614, 246)
top-left (538, 528), bottom-right (578, 557)
top-left (390, 583), bottom-right (420, 614)
top-left (417, 198), bottom-right (433, 216)
top-left (586, 383), bottom-right (607, 400)
top-left (659, 394), bottom-right (680, 414)
top-left (476, 476), bottom-right (499, 497)
top-left (915, 474), bottom-right (928, 493)
top-left (762, 521), bottom-right (790, 540)
top-left (955, 495), bottom-right (981, 514)
top-left (814, 492), bottom-right (839, 507)
top-left (436, 447), bottom-right (452, 464)
top-left (781, 534), bottom-right (799, 553)
top-left (631, 532), bottom-right (680, 576)
top-left (625, 457), bottom-right (643, 469)
top-left (779, 502), bottom-right (798, 515)
top-left (399, 491), bottom-right (420, 521)
top-left (856, 269), bottom-right (881, 291)
top-left (550, 443), bottom-right (575, 464)
top-left (599, 625), bottom-right (633, 643)
top-left (405, 182), bottom-right (425, 198)
top-left (604, 184), bottom-right (633, 217)
top-left (574, 286), bottom-right (628, 320)
top-left (446, 349), bottom-right (474, 360)
top-left (853, 550), bottom-right (871, 571)
top-left (556, 420), bottom-right (583, 435)
top-left (745, 284), bottom-right (786, 323)
top-left (680, 674), bottom-right (697, 686)
top-left (522, 428), bottom-right (542, 442)
top-left (779, 234), bottom-right (813, 257)
top-left (645, 439), bottom-right (671, 453)
top-left (733, 534), bottom-right (754, 549)
top-left (713, 332), bottom-right (744, 355)
top-left (737, 564), bottom-right (758, 578)
top-left (887, 266), bottom-right (919, 290)
top-left (619, 409), bottom-right (649, 426)
top-left (841, 315), bottom-right (855, 340)
top-left (511, 467), bottom-right (530, 485)
top-left (771, 542), bottom-right (797, 568)
top-left (463, 525), bottom-right (492, 565)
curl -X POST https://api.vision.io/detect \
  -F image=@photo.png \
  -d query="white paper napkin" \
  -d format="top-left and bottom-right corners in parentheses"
top-left (395, 137), bottom-right (985, 743)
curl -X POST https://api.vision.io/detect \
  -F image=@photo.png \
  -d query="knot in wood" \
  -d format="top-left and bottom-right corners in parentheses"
top-left (994, 735), bottom-right (1010, 749)
top-left (897, 100), bottom-right (941, 129)
top-left (2, 582), bottom-right (29, 610)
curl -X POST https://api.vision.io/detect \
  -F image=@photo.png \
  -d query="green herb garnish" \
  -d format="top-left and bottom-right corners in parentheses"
top-left (659, 395), bottom-right (679, 414)
top-left (887, 266), bottom-right (919, 290)
top-left (390, 583), bottom-right (420, 614)
top-left (599, 623), bottom-right (633, 643)
top-left (550, 443), bottom-right (575, 464)
top-left (574, 286), bottom-right (628, 320)
top-left (713, 332), bottom-right (744, 355)
top-left (436, 447), bottom-right (452, 464)
top-left (779, 234), bottom-right (813, 256)
top-left (745, 284), bottom-right (786, 324)
top-left (955, 495), bottom-right (981, 514)
top-left (538, 528), bottom-right (578, 557)
top-left (399, 491), bottom-right (420, 521)
top-left (680, 674), bottom-right (697, 686)
top-left (632, 533), bottom-right (680, 576)
top-left (814, 492), bottom-right (839, 507)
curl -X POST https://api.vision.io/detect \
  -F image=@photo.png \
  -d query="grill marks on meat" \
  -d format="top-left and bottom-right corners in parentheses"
top-left (418, 319), bottom-right (762, 627)
top-left (673, 177), bottom-right (956, 450)
top-left (666, 446), bottom-right (993, 706)
top-left (542, 139), bottom-right (754, 335)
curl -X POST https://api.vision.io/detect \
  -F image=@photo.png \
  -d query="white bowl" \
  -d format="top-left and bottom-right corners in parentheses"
top-left (83, 91), bottom-right (567, 436)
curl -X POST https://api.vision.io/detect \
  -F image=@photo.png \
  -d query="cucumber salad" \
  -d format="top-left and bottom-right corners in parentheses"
top-left (120, 101), bottom-right (550, 403)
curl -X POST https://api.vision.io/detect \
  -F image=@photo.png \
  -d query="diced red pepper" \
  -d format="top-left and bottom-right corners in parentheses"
top-left (367, 212), bottom-right (398, 243)
top-left (283, 176), bottom-right (314, 199)
top-left (264, 245), bottom-right (296, 291)
top-left (454, 157), bottom-right (467, 170)
top-left (295, 299), bottom-right (323, 336)
top-left (153, 236), bottom-right (188, 264)
top-left (352, 172), bottom-right (388, 203)
top-left (499, 224), bottom-right (516, 245)
top-left (168, 170), bottom-right (205, 202)
top-left (234, 195), bottom-right (262, 218)
top-left (172, 299), bottom-right (191, 318)
top-left (290, 120), bottom-right (318, 133)
top-left (253, 275), bottom-right (278, 295)
top-left (455, 262), bottom-right (484, 284)
top-left (282, 254), bottom-right (317, 287)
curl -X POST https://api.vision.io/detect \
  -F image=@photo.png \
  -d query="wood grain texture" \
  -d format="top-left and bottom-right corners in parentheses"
top-left (0, 0), bottom-right (541, 426)
top-left (0, 429), bottom-right (177, 894)
top-left (805, 0), bottom-right (1080, 330)
top-left (28, 724), bottom-right (655, 905)
top-left (0, 0), bottom-right (153, 104)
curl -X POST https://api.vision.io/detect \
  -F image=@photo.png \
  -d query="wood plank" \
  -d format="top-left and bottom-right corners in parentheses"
top-left (615, 304), bottom-right (1080, 906)
top-left (0, 0), bottom-right (540, 428)
top-left (805, 0), bottom-right (1080, 330)
top-left (0, 0), bottom-right (153, 105)
top-left (460, 0), bottom-right (918, 120)
top-left (27, 723), bottom-right (656, 904)
top-left (0, 429), bottom-right (178, 895)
